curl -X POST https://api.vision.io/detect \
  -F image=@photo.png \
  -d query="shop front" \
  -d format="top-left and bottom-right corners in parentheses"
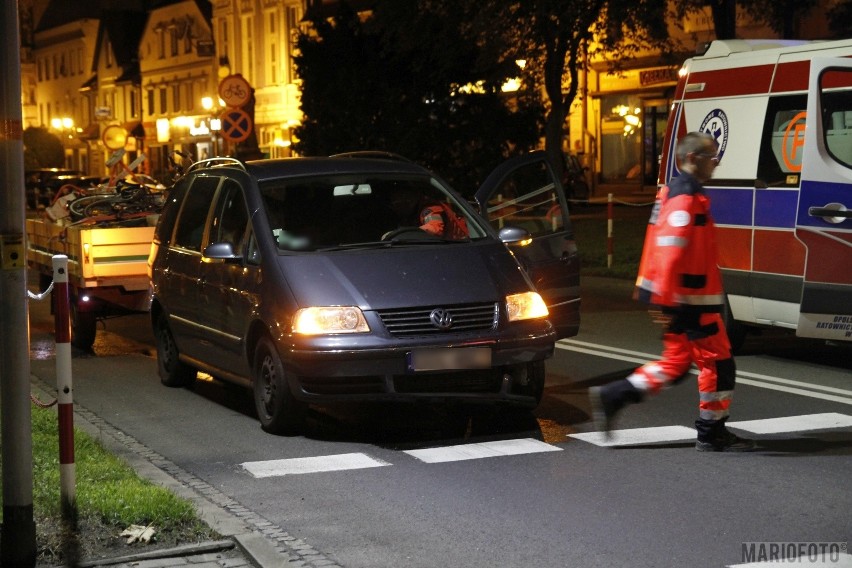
top-left (587, 64), bottom-right (679, 197)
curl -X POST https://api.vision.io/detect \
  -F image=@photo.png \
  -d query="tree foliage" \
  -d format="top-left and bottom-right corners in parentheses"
top-left (294, 1), bottom-right (543, 193)
top-left (670, 0), bottom-right (819, 39)
top-left (23, 127), bottom-right (64, 170)
top-left (466, 0), bottom-right (670, 177)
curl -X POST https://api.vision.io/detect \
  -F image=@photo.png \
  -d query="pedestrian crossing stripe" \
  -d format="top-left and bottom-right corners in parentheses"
top-left (403, 438), bottom-right (561, 463)
top-left (240, 414), bottom-right (852, 477)
top-left (241, 453), bottom-right (391, 478)
top-left (569, 413), bottom-right (852, 447)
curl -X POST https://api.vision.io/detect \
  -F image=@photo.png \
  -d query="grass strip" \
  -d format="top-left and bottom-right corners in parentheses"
top-left (2, 403), bottom-right (216, 563)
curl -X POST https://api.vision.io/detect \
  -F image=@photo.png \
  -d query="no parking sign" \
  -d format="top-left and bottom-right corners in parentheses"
top-left (219, 108), bottom-right (253, 143)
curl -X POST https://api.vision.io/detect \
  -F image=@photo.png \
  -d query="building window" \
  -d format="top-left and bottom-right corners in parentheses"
top-left (286, 7), bottom-right (301, 84)
top-left (157, 29), bottom-right (165, 59)
top-left (173, 84), bottom-right (181, 111)
top-left (170, 26), bottom-right (179, 57)
top-left (241, 16), bottom-right (254, 77)
top-left (600, 94), bottom-right (643, 184)
top-left (147, 89), bottom-right (155, 116)
top-left (159, 87), bottom-right (168, 114)
top-left (130, 91), bottom-right (138, 118)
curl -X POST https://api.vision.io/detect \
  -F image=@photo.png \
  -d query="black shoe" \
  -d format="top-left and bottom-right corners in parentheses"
top-left (695, 430), bottom-right (756, 452)
top-left (588, 386), bottom-right (616, 437)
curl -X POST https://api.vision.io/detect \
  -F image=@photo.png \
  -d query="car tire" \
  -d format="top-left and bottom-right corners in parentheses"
top-left (526, 360), bottom-right (546, 405)
top-left (252, 336), bottom-right (306, 435)
top-left (155, 313), bottom-right (196, 387)
top-left (70, 300), bottom-right (97, 350)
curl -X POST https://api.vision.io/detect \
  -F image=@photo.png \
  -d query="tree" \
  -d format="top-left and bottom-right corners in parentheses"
top-left (671, 0), bottom-right (819, 40)
top-left (23, 126), bottom-right (64, 170)
top-left (467, 0), bottom-right (670, 179)
top-left (827, 0), bottom-right (852, 38)
top-left (294, 0), bottom-right (543, 193)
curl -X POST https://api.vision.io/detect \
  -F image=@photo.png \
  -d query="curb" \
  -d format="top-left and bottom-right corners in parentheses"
top-left (74, 540), bottom-right (235, 567)
top-left (29, 376), bottom-right (342, 568)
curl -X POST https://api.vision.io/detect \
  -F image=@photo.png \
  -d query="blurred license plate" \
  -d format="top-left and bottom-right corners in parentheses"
top-left (406, 347), bottom-right (492, 372)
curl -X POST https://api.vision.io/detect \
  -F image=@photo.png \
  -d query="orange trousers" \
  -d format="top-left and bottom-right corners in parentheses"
top-left (626, 312), bottom-right (735, 422)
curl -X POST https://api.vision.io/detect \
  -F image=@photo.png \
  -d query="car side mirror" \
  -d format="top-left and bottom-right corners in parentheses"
top-left (498, 225), bottom-right (533, 246)
top-left (203, 241), bottom-right (242, 261)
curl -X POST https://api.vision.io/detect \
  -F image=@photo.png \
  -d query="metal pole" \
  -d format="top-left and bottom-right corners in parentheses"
top-left (52, 256), bottom-right (76, 519)
top-left (0, 0), bottom-right (37, 565)
top-left (607, 193), bottom-right (614, 269)
top-left (53, 255), bottom-right (79, 563)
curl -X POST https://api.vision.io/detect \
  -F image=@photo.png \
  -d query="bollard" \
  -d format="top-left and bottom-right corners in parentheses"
top-left (52, 255), bottom-right (76, 521)
top-left (607, 193), bottom-right (614, 269)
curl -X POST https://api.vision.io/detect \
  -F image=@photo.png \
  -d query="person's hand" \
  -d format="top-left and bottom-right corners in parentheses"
top-left (420, 219), bottom-right (444, 235)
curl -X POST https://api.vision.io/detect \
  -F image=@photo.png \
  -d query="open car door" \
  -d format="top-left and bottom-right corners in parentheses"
top-left (796, 58), bottom-right (852, 342)
top-left (475, 151), bottom-right (580, 340)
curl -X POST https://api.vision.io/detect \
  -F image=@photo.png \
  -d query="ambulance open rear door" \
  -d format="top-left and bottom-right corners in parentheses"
top-left (796, 58), bottom-right (852, 342)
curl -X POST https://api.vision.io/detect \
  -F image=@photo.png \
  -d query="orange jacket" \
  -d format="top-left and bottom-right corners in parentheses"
top-left (634, 173), bottom-right (725, 313)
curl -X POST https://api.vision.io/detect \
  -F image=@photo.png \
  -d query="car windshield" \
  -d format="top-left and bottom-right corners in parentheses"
top-left (259, 174), bottom-right (486, 251)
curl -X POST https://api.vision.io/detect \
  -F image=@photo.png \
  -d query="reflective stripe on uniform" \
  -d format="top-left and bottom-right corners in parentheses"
top-left (656, 236), bottom-right (687, 247)
top-left (699, 390), bottom-right (734, 402)
top-left (675, 293), bottom-right (725, 306)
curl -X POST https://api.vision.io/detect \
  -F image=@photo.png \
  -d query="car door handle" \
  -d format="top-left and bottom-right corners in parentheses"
top-left (808, 203), bottom-right (851, 224)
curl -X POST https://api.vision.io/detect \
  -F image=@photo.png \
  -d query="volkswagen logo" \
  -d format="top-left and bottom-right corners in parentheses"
top-left (429, 308), bottom-right (453, 330)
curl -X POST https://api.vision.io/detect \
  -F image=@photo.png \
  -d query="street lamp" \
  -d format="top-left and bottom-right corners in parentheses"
top-left (201, 96), bottom-right (223, 157)
top-left (50, 117), bottom-right (75, 137)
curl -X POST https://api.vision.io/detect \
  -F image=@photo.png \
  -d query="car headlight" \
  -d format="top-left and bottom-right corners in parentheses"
top-left (506, 291), bottom-right (549, 322)
top-left (292, 306), bottom-right (370, 334)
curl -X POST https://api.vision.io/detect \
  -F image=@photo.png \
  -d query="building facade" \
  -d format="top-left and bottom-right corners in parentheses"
top-left (27, 0), bottom-right (838, 189)
top-left (571, 0), bottom-right (837, 198)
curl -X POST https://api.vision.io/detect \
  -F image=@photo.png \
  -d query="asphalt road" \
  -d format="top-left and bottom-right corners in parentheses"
top-left (26, 275), bottom-right (852, 568)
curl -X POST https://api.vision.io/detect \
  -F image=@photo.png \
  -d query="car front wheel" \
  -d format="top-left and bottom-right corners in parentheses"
top-left (253, 336), bottom-right (306, 435)
top-left (156, 313), bottom-right (196, 387)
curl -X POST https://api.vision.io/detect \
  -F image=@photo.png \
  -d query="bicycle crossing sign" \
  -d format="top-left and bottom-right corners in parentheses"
top-left (219, 108), bottom-right (253, 143)
top-left (218, 74), bottom-right (252, 108)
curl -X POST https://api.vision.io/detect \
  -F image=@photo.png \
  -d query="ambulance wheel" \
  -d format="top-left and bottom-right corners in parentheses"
top-left (722, 297), bottom-right (747, 354)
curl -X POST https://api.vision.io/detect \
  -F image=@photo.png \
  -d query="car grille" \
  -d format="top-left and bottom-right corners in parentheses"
top-left (377, 302), bottom-right (499, 337)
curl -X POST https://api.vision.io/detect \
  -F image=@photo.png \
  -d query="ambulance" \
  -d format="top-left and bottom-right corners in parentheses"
top-left (660, 38), bottom-right (852, 349)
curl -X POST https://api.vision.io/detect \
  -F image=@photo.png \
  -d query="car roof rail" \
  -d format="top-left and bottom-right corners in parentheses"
top-left (330, 151), bottom-right (414, 163)
top-left (187, 157), bottom-right (247, 174)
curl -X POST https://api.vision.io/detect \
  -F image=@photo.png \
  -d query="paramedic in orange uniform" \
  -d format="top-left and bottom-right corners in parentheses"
top-left (590, 131), bottom-right (756, 452)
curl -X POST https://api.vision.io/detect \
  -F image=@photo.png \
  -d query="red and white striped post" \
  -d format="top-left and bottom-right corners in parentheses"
top-left (52, 255), bottom-right (76, 520)
top-left (607, 193), bottom-right (614, 268)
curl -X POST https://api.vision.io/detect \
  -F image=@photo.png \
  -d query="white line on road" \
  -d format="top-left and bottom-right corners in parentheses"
top-left (728, 413), bottom-right (852, 434)
top-left (241, 453), bottom-right (391, 478)
top-left (404, 438), bottom-right (562, 463)
top-left (570, 413), bottom-right (852, 447)
top-left (557, 339), bottom-right (852, 405)
top-left (569, 426), bottom-right (696, 447)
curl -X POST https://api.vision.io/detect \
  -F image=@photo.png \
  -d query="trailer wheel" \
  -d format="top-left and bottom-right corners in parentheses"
top-left (70, 301), bottom-right (97, 350)
top-left (155, 313), bottom-right (196, 387)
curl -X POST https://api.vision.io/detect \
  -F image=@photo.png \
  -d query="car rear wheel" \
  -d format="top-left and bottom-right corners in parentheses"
top-left (156, 313), bottom-right (196, 387)
top-left (253, 336), bottom-right (306, 435)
